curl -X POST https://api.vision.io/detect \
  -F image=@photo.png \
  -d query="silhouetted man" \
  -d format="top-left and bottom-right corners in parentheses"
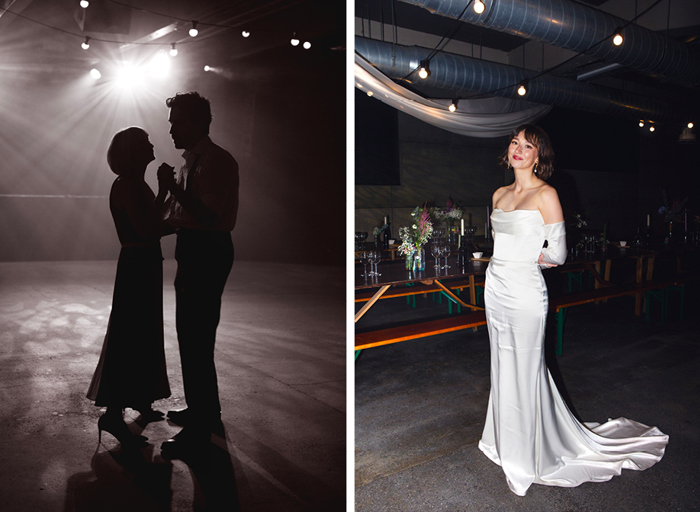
top-left (157, 91), bottom-right (239, 454)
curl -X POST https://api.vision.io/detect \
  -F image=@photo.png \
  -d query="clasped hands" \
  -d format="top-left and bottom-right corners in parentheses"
top-left (157, 163), bottom-right (177, 193)
top-left (538, 253), bottom-right (558, 268)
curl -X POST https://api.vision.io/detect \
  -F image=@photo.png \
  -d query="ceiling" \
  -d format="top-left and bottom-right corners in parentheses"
top-left (355, 0), bottom-right (700, 125)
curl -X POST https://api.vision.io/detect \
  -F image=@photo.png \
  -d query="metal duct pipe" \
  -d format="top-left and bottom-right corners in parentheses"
top-left (399, 0), bottom-right (700, 88)
top-left (356, 37), bottom-right (689, 123)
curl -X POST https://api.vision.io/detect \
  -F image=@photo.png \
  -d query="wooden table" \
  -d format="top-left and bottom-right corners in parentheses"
top-left (355, 257), bottom-right (488, 323)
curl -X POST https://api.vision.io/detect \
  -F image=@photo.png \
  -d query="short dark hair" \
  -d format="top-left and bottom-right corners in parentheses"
top-left (498, 124), bottom-right (555, 180)
top-left (166, 91), bottom-right (212, 135)
top-left (107, 126), bottom-right (148, 176)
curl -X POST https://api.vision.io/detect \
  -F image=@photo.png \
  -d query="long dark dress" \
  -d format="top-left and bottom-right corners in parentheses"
top-left (86, 177), bottom-right (170, 407)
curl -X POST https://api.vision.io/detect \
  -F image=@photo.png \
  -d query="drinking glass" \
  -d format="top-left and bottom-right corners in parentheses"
top-left (442, 242), bottom-right (451, 270)
top-left (371, 250), bottom-right (382, 276)
top-left (359, 251), bottom-right (370, 277)
top-left (431, 243), bottom-right (441, 269)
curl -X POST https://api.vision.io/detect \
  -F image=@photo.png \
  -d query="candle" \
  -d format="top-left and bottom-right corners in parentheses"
top-left (461, 218), bottom-right (465, 236)
top-left (383, 216), bottom-right (388, 226)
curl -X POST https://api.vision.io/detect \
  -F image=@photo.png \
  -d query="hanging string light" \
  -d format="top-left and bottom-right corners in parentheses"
top-left (418, 60), bottom-right (431, 79)
top-left (81, 36), bottom-right (90, 50)
top-left (517, 80), bottom-right (528, 96)
top-left (89, 68), bottom-right (101, 79)
top-left (303, 41), bottom-right (311, 50)
top-left (242, 30), bottom-right (250, 38)
top-left (639, 120), bottom-right (645, 127)
top-left (189, 21), bottom-right (199, 37)
top-left (474, 0), bottom-right (485, 14)
top-left (612, 28), bottom-right (624, 46)
top-left (688, 122), bottom-right (694, 129)
top-left (449, 99), bottom-right (459, 112)
top-left (291, 33), bottom-right (300, 46)
top-left (79, 1), bottom-right (89, 8)
top-left (169, 43), bottom-right (178, 56)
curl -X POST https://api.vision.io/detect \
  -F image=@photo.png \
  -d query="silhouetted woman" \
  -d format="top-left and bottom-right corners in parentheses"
top-left (87, 127), bottom-right (171, 447)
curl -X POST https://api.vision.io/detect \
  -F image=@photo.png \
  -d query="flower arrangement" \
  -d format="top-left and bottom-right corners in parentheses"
top-left (658, 190), bottom-right (687, 222)
top-left (569, 212), bottom-right (587, 228)
top-left (431, 197), bottom-right (463, 222)
top-left (398, 204), bottom-right (434, 256)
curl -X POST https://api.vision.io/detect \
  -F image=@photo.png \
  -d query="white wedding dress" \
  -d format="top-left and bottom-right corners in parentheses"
top-left (478, 208), bottom-right (668, 496)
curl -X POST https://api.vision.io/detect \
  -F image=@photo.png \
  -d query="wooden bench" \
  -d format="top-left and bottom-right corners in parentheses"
top-left (355, 310), bottom-right (487, 353)
top-left (550, 277), bottom-right (687, 355)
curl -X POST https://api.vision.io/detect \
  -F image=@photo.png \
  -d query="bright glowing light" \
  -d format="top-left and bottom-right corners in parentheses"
top-left (81, 37), bottom-right (90, 50)
top-left (649, 125), bottom-right (655, 132)
top-left (204, 65), bottom-right (211, 72)
top-left (367, 91), bottom-right (374, 97)
top-left (242, 30), bottom-right (250, 38)
top-left (517, 84), bottom-right (527, 96)
top-left (89, 68), bottom-right (101, 79)
top-left (639, 120), bottom-right (644, 127)
top-left (303, 41), bottom-right (311, 50)
top-left (613, 31), bottom-right (623, 46)
top-left (449, 100), bottom-right (458, 112)
top-left (189, 21), bottom-right (199, 37)
top-left (291, 33), bottom-right (300, 46)
top-left (116, 61), bottom-right (144, 88)
top-left (170, 43), bottom-right (178, 57)
top-left (80, 0), bottom-right (89, 8)
top-left (474, 0), bottom-right (485, 14)
top-left (149, 51), bottom-right (171, 79)
top-left (689, 122), bottom-right (694, 129)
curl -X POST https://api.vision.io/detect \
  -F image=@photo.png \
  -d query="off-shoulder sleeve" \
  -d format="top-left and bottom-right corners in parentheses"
top-left (540, 221), bottom-right (567, 266)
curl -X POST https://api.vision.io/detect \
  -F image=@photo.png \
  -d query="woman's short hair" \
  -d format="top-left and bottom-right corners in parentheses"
top-left (107, 126), bottom-right (148, 176)
top-left (165, 91), bottom-right (212, 135)
top-left (498, 124), bottom-right (555, 180)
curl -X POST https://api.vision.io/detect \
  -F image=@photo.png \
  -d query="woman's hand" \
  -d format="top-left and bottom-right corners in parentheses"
top-left (539, 253), bottom-right (558, 267)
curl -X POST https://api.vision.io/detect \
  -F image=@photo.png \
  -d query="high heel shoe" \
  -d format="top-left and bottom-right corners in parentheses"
top-left (98, 414), bottom-right (148, 447)
top-left (135, 406), bottom-right (165, 423)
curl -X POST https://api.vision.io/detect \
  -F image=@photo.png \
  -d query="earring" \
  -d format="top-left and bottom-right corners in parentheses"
top-left (533, 162), bottom-right (539, 174)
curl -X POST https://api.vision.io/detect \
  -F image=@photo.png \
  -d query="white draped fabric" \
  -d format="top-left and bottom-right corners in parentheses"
top-left (354, 53), bottom-right (552, 138)
top-left (481, 209), bottom-right (669, 496)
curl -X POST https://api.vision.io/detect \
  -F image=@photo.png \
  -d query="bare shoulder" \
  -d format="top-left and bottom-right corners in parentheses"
top-left (536, 183), bottom-right (564, 223)
top-left (492, 185), bottom-right (510, 207)
top-left (536, 183), bottom-right (560, 203)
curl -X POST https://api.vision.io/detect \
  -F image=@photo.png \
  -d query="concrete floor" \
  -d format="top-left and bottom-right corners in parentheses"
top-left (355, 283), bottom-right (700, 511)
top-left (0, 259), bottom-right (346, 512)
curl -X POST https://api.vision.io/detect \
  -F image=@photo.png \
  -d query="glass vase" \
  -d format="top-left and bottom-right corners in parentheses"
top-left (405, 249), bottom-right (414, 271)
top-left (413, 246), bottom-right (426, 272)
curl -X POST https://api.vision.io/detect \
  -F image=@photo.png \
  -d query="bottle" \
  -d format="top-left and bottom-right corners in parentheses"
top-left (458, 235), bottom-right (467, 269)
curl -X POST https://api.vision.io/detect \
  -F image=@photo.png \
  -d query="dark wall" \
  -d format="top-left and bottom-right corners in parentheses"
top-left (356, 102), bottom-right (699, 244)
top-left (0, 3), bottom-right (345, 265)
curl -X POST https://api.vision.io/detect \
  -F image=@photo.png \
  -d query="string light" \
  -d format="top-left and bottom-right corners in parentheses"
top-left (449, 99), bottom-right (459, 112)
top-left (204, 65), bottom-right (211, 72)
top-left (418, 60), bottom-right (430, 79)
top-left (169, 43), bottom-right (178, 56)
top-left (189, 21), bottom-right (199, 37)
top-left (639, 120), bottom-right (645, 127)
top-left (81, 36), bottom-right (90, 50)
top-left (612, 28), bottom-right (624, 46)
top-left (649, 124), bottom-right (655, 132)
top-left (517, 80), bottom-right (528, 96)
top-left (89, 68), bottom-right (101, 79)
top-left (242, 30), bottom-right (250, 38)
top-left (689, 122), bottom-right (694, 129)
top-left (303, 41), bottom-right (311, 50)
top-left (474, 0), bottom-right (485, 14)
top-left (79, 1), bottom-right (89, 8)
top-left (367, 91), bottom-right (374, 97)
top-left (291, 33), bottom-right (300, 46)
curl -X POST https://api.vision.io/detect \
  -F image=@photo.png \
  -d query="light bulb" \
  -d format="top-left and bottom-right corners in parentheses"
top-left (80, 1), bottom-right (89, 8)
top-left (189, 21), bottom-right (198, 37)
top-left (90, 68), bottom-right (101, 79)
top-left (639, 120), bottom-right (644, 127)
top-left (418, 60), bottom-right (430, 79)
top-left (303, 41), bottom-right (311, 49)
top-left (474, 0), bottom-right (485, 14)
top-left (517, 83), bottom-right (527, 96)
top-left (81, 36), bottom-right (90, 50)
top-left (688, 122), bottom-right (694, 129)
top-left (291, 33), bottom-right (300, 46)
top-left (612, 30), bottom-right (623, 46)
top-left (204, 65), bottom-right (211, 72)
top-left (649, 125), bottom-right (655, 132)
top-left (449, 99), bottom-right (458, 112)
top-left (242, 30), bottom-right (250, 38)
top-left (169, 43), bottom-right (178, 57)
top-left (367, 91), bottom-right (374, 97)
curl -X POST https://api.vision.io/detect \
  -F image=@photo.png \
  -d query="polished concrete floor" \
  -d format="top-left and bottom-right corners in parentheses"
top-left (0, 259), bottom-right (345, 512)
top-left (355, 281), bottom-right (700, 511)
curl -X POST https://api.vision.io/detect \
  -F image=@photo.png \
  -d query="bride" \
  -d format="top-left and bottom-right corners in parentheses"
top-left (478, 124), bottom-right (668, 496)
